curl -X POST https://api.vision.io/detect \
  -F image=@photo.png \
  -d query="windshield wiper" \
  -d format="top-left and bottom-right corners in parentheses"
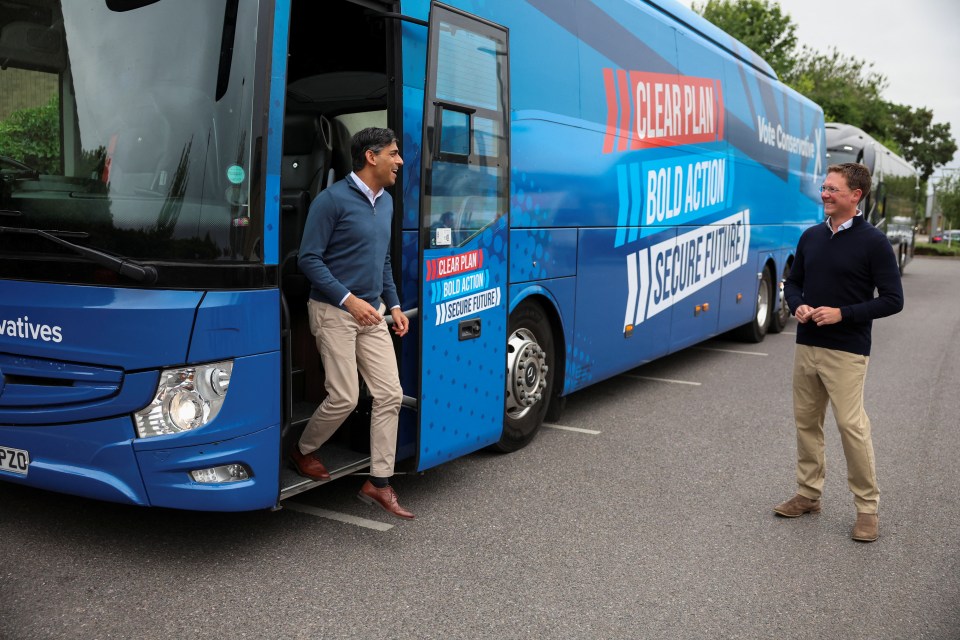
top-left (0, 225), bottom-right (158, 285)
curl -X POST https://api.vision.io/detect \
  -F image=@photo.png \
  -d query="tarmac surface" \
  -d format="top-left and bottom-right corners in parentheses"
top-left (1, 256), bottom-right (958, 639)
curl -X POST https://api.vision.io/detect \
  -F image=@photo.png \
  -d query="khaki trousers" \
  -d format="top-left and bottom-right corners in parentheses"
top-left (298, 299), bottom-right (402, 478)
top-left (792, 344), bottom-right (879, 514)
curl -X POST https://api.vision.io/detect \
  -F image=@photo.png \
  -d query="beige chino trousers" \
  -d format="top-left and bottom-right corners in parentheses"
top-left (298, 299), bottom-right (403, 478)
top-left (792, 344), bottom-right (879, 514)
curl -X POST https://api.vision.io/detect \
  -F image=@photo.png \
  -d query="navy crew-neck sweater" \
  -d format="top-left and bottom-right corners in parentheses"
top-left (298, 178), bottom-right (400, 310)
top-left (783, 216), bottom-right (903, 356)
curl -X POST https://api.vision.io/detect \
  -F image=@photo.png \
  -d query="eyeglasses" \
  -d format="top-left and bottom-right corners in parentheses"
top-left (819, 185), bottom-right (846, 194)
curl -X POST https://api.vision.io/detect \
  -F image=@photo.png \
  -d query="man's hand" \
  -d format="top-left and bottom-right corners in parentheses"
top-left (343, 294), bottom-right (382, 326)
top-left (795, 304), bottom-right (814, 323)
top-left (810, 306), bottom-right (842, 326)
top-left (795, 304), bottom-right (841, 325)
top-left (390, 308), bottom-right (409, 337)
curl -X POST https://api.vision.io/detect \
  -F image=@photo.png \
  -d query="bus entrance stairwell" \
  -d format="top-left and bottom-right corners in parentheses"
top-left (279, 114), bottom-right (329, 464)
top-left (278, 0), bottom-right (404, 499)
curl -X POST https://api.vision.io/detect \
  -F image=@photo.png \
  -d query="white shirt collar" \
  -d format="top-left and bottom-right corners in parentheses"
top-left (349, 172), bottom-right (383, 207)
top-left (828, 209), bottom-right (862, 235)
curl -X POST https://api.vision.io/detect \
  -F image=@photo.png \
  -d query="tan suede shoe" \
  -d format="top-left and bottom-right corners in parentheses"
top-left (852, 512), bottom-right (879, 542)
top-left (773, 494), bottom-right (822, 517)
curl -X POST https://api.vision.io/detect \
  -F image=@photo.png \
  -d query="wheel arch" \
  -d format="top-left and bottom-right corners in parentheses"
top-left (509, 286), bottom-right (567, 405)
top-left (782, 252), bottom-right (795, 276)
top-left (776, 253), bottom-right (795, 295)
top-left (763, 255), bottom-right (779, 284)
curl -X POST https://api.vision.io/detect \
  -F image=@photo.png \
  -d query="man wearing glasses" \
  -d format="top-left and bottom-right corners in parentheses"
top-left (773, 163), bottom-right (903, 542)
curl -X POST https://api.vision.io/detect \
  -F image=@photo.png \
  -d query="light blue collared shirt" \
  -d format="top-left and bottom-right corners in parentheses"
top-left (349, 172), bottom-right (383, 207)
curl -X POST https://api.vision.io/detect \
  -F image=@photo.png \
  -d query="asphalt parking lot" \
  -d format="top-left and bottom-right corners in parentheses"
top-left (1, 256), bottom-right (958, 639)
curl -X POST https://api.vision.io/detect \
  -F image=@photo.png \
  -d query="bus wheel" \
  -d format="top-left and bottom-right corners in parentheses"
top-left (769, 265), bottom-right (791, 334)
top-left (495, 301), bottom-right (554, 452)
top-left (735, 267), bottom-right (773, 343)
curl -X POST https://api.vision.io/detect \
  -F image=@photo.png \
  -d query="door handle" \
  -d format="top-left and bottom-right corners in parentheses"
top-left (458, 318), bottom-right (481, 341)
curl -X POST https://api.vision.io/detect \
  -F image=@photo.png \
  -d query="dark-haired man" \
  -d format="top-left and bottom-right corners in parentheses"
top-left (292, 127), bottom-right (413, 520)
top-left (774, 162), bottom-right (903, 542)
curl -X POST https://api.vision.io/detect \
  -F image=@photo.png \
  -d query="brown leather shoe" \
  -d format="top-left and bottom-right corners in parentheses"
top-left (290, 447), bottom-right (330, 481)
top-left (357, 480), bottom-right (414, 520)
top-left (852, 512), bottom-right (879, 542)
top-left (773, 494), bottom-right (822, 517)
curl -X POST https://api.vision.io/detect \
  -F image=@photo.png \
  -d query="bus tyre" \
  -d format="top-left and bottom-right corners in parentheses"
top-left (735, 267), bottom-right (773, 343)
top-left (495, 301), bottom-right (555, 453)
top-left (769, 265), bottom-right (791, 334)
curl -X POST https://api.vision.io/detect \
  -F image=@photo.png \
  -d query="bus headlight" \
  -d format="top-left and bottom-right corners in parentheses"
top-left (133, 360), bottom-right (233, 438)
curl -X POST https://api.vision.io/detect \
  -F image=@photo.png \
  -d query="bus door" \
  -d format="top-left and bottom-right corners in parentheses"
top-left (416, 3), bottom-right (510, 471)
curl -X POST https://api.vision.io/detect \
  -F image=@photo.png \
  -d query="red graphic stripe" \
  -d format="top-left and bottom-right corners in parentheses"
top-left (714, 79), bottom-right (725, 142)
top-left (603, 68), bottom-right (618, 154)
top-left (616, 69), bottom-right (631, 152)
top-left (425, 249), bottom-right (484, 282)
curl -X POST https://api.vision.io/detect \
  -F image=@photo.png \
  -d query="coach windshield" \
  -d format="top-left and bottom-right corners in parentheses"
top-left (0, 0), bottom-right (263, 287)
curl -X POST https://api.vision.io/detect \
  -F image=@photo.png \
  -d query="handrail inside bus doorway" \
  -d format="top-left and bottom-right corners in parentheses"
top-left (385, 307), bottom-right (418, 411)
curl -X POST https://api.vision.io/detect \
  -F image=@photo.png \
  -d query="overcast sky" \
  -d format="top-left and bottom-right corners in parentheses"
top-left (676, 0), bottom-right (960, 176)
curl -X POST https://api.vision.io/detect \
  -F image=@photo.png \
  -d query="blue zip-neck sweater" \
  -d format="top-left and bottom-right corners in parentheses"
top-left (784, 216), bottom-right (903, 356)
top-left (298, 178), bottom-right (400, 310)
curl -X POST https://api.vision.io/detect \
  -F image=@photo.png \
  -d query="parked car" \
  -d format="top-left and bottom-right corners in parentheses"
top-left (941, 230), bottom-right (960, 244)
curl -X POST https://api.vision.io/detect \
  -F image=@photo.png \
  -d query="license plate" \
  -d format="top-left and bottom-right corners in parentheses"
top-left (0, 445), bottom-right (30, 476)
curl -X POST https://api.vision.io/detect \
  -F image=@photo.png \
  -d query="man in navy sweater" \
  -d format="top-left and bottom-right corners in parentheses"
top-left (291, 127), bottom-right (413, 520)
top-left (774, 163), bottom-right (903, 542)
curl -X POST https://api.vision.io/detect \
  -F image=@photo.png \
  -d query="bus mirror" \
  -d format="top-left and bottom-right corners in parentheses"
top-left (0, 21), bottom-right (66, 72)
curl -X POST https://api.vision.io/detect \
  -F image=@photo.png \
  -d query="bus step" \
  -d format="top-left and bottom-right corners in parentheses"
top-left (279, 442), bottom-right (371, 501)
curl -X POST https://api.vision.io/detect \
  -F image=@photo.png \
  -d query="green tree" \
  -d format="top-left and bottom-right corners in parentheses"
top-left (694, 0), bottom-right (958, 184)
top-left (785, 46), bottom-right (892, 138)
top-left (935, 174), bottom-right (960, 231)
top-left (0, 95), bottom-right (60, 174)
top-left (887, 104), bottom-right (957, 182)
top-left (693, 0), bottom-right (797, 79)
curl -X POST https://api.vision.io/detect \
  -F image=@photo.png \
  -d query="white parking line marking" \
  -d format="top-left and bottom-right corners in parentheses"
top-left (283, 502), bottom-right (394, 531)
top-left (621, 374), bottom-right (702, 386)
top-left (543, 423), bottom-right (602, 435)
top-left (695, 347), bottom-right (768, 356)
top-left (780, 331), bottom-right (797, 335)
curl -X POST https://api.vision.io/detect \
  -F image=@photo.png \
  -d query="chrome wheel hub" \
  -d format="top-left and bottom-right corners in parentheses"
top-left (506, 328), bottom-right (548, 419)
top-left (756, 279), bottom-right (770, 326)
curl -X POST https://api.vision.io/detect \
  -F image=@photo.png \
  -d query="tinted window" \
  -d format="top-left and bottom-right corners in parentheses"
top-left (0, 0), bottom-right (261, 284)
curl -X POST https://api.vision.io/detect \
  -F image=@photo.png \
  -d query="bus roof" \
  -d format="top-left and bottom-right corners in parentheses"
top-left (826, 122), bottom-right (919, 178)
top-left (650, 0), bottom-right (779, 81)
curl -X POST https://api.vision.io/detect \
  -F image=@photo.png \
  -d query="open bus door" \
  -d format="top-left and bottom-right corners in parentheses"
top-left (416, 3), bottom-right (510, 470)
